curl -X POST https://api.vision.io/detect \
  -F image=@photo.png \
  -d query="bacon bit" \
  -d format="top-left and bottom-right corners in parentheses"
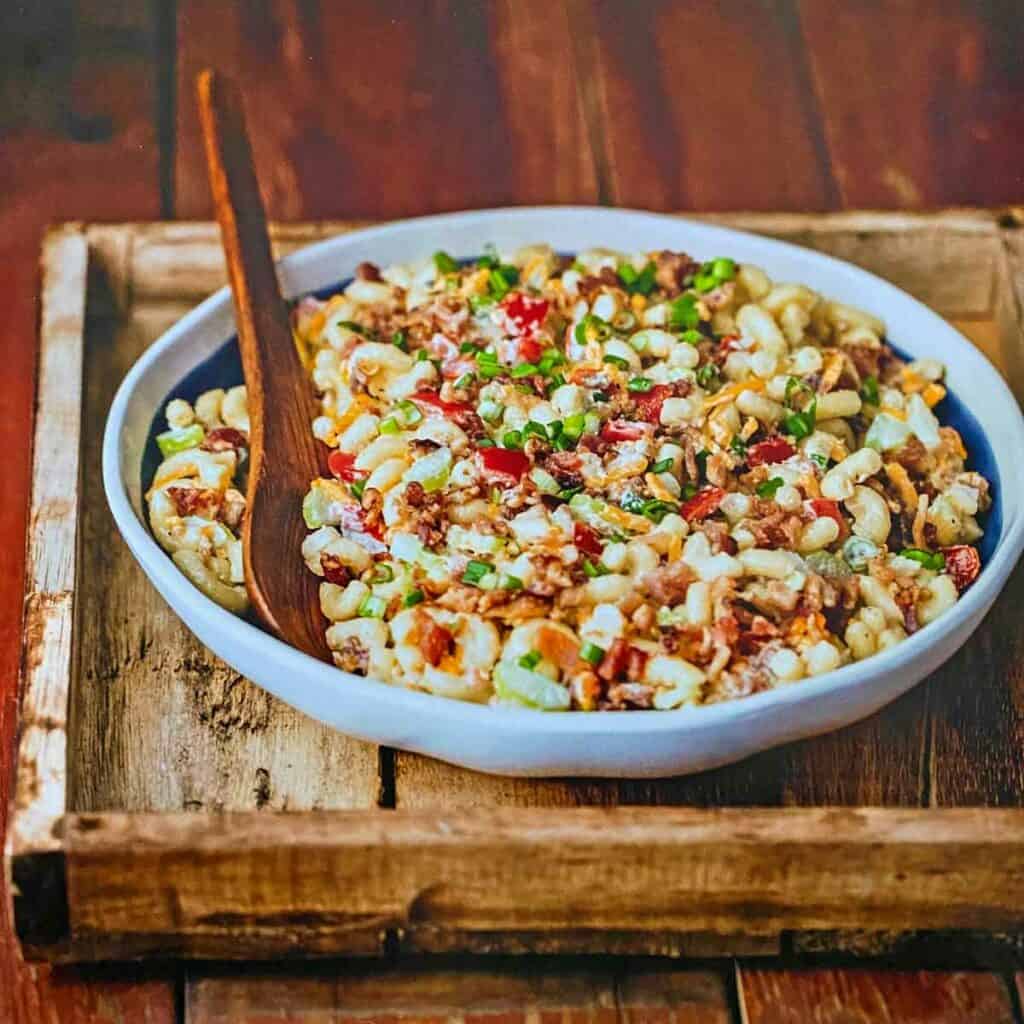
top-left (411, 390), bottom-right (474, 416)
top-left (418, 616), bottom-right (455, 667)
top-left (338, 502), bottom-right (386, 545)
top-left (328, 450), bottom-right (364, 482)
top-left (807, 498), bottom-right (844, 528)
top-left (681, 486), bottom-right (725, 522)
top-left (747, 437), bottom-right (795, 467)
top-left (573, 522), bottom-right (604, 557)
top-left (535, 625), bottom-right (581, 673)
top-left (166, 486), bottom-right (221, 518)
top-left (944, 545), bottom-right (981, 592)
top-left (320, 554), bottom-right (351, 586)
top-left (478, 446), bottom-right (530, 483)
top-left (596, 638), bottom-right (648, 682)
top-left (200, 426), bottom-right (248, 452)
top-left (633, 384), bottom-right (673, 424)
top-left (600, 419), bottom-right (649, 442)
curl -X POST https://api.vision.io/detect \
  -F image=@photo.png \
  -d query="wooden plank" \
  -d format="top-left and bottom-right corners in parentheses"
top-left (579, 0), bottom-right (837, 211)
top-left (52, 808), bottom-right (1024, 961)
top-left (799, 1), bottom-right (1024, 208)
top-left (174, 0), bottom-right (597, 220)
top-left (737, 967), bottom-right (1015, 1024)
top-left (0, 3), bottom-right (174, 1015)
top-left (68, 225), bottom-right (382, 823)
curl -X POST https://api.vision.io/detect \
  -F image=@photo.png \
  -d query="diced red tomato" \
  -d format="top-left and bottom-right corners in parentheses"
top-left (535, 625), bottom-right (581, 673)
top-left (633, 384), bottom-right (673, 424)
top-left (680, 486), bottom-right (725, 522)
top-left (418, 616), bottom-right (455, 667)
top-left (411, 390), bottom-right (474, 416)
top-left (600, 419), bottom-right (649, 443)
top-left (502, 293), bottom-right (549, 334)
top-left (807, 498), bottom-right (844, 528)
top-left (478, 445), bottom-right (530, 482)
top-left (944, 544), bottom-right (981, 592)
top-left (747, 437), bottom-right (796, 467)
top-left (573, 522), bottom-right (604, 558)
top-left (328, 450), bottom-right (363, 482)
top-left (337, 502), bottom-right (385, 544)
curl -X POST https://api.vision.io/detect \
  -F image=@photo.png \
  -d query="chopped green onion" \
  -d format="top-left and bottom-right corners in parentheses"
top-left (379, 416), bottom-right (400, 435)
top-left (785, 375), bottom-right (815, 408)
top-left (488, 265), bottom-right (518, 300)
top-left (547, 419), bottom-right (564, 440)
top-left (433, 250), bottom-right (459, 274)
top-left (501, 574), bottom-right (524, 590)
top-left (511, 362), bottom-right (538, 378)
top-left (692, 270), bottom-right (718, 293)
top-left (678, 329), bottom-right (703, 345)
top-left (454, 372), bottom-right (475, 391)
top-left (899, 547), bottom-right (946, 571)
top-left (861, 375), bottom-right (880, 406)
top-left (617, 261), bottom-right (656, 296)
top-left (603, 353), bottom-right (630, 370)
top-left (650, 457), bottom-right (674, 475)
top-left (476, 437), bottom-right (496, 448)
top-left (530, 467), bottom-right (561, 495)
top-left (640, 498), bottom-right (678, 522)
top-left (574, 313), bottom-right (611, 345)
top-left (392, 330), bottom-right (408, 351)
top-left (156, 424), bottom-right (205, 457)
top-left (562, 412), bottom-right (586, 441)
top-left (582, 559), bottom-right (609, 578)
top-left (695, 363), bottom-right (720, 391)
top-left (546, 374), bottom-right (567, 395)
top-left (579, 641), bottom-right (605, 666)
top-left (668, 293), bottom-right (699, 330)
top-left (756, 477), bottom-right (785, 499)
top-left (522, 421), bottom-right (548, 441)
top-left (538, 347), bottom-right (566, 374)
top-left (783, 399), bottom-right (817, 441)
top-left (350, 479), bottom-right (366, 500)
top-left (469, 294), bottom-right (495, 313)
top-left (680, 482), bottom-right (697, 500)
top-left (371, 563), bottom-right (395, 583)
top-left (810, 453), bottom-right (830, 469)
top-left (403, 588), bottom-right (425, 608)
top-left (711, 257), bottom-right (736, 281)
top-left (463, 559), bottom-right (495, 586)
top-left (416, 349), bottom-right (429, 362)
top-left (459, 341), bottom-right (479, 354)
top-left (518, 650), bottom-right (543, 671)
top-left (358, 595), bottom-right (388, 619)
top-left (558, 485), bottom-right (583, 501)
top-left (729, 435), bottom-right (748, 457)
top-left (475, 350), bottom-right (502, 379)
top-left (502, 429), bottom-right (523, 449)
top-left (628, 376), bottom-right (654, 392)
top-left (396, 399), bottom-right (423, 426)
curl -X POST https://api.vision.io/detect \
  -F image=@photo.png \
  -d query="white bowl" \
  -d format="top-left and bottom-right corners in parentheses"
top-left (104, 207), bottom-right (1024, 778)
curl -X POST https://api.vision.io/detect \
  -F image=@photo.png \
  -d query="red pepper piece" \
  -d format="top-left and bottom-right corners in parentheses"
top-left (478, 445), bottom-right (530, 482)
top-left (411, 390), bottom-right (474, 416)
top-left (573, 522), bottom-right (604, 558)
top-left (502, 293), bottom-right (549, 336)
top-left (328, 450), bottom-right (363, 482)
top-left (747, 437), bottom-right (796, 467)
top-left (600, 419), bottom-right (648, 442)
top-left (680, 486), bottom-right (725, 522)
top-left (944, 544), bottom-right (981, 592)
top-left (807, 498), bottom-right (844, 528)
top-left (633, 384), bottom-right (673, 424)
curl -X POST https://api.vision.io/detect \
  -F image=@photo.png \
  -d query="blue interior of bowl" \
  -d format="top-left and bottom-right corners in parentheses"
top-left (142, 276), bottom-right (1002, 565)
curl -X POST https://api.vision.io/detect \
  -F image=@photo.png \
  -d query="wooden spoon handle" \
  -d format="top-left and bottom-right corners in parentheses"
top-left (197, 69), bottom-right (329, 659)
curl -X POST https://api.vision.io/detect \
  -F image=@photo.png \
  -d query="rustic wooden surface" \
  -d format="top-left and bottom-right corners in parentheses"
top-left (5, 1), bottom-right (1024, 1021)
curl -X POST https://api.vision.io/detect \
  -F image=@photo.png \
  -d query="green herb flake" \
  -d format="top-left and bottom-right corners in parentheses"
top-left (756, 477), bottom-right (785, 499)
top-left (433, 250), bottom-right (459, 275)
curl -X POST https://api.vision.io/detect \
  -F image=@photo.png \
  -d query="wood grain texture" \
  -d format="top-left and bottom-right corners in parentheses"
top-left (580, 0), bottom-right (837, 211)
top-left (69, 226), bottom-right (381, 818)
top-left (56, 807), bottom-right (1024, 961)
top-left (186, 962), bottom-right (734, 1023)
top-left (799, 0), bottom-right (1024, 209)
top-left (175, 0), bottom-right (598, 220)
top-left (738, 967), bottom-right (1015, 1024)
top-left (0, 4), bottom-right (174, 1019)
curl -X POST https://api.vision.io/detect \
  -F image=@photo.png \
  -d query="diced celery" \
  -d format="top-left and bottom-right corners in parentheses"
top-left (301, 478), bottom-right (347, 529)
top-left (493, 662), bottom-right (570, 711)
top-left (156, 423), bottom-right (205, 457)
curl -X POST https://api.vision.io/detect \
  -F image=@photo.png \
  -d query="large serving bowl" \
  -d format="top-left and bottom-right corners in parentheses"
top-left (103, 207), bottom-right (1024, 778)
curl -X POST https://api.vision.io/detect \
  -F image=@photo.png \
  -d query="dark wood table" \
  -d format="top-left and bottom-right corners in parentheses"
top-left (3, 3), bottom-right (1024, 1021)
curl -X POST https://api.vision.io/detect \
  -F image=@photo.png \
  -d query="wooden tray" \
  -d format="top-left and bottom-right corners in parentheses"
top-left (7, 211), bottom-right (1024, 965)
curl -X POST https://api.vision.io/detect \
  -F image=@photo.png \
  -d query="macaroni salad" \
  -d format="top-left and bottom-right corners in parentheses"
top-left (147, 244), bottom-right (989, 710)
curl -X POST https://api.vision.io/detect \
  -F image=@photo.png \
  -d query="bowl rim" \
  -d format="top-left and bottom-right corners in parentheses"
top-left (103, 204), bottom-right (1024, 739)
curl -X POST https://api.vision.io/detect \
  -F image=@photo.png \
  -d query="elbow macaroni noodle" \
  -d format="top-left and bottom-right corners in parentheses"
top-left (146, 241), bottom-right (990, 711)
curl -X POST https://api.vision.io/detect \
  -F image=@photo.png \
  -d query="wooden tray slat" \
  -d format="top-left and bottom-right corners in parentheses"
top-left (7, 209), bottom-right (1024, 963)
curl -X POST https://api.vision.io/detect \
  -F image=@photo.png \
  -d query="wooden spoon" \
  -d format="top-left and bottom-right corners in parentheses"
top-left (196, 68), bottom-right (330, 661)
